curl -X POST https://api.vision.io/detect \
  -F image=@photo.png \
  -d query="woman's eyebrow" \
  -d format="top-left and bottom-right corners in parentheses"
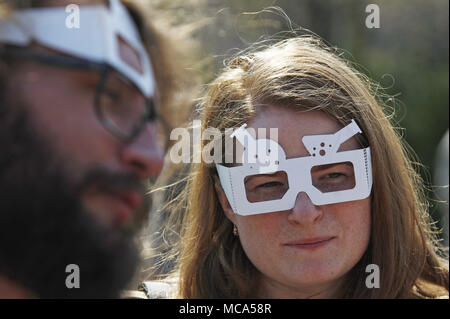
top-left (311, 162), bottom-right (353, 173)
top-left (244, 172), bottom-right (285, 183)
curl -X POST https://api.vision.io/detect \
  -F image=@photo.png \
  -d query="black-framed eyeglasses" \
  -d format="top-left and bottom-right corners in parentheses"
top-left (0, 46), bottom-right (165, 144)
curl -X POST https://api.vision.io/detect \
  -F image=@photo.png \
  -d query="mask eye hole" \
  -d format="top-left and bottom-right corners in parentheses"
top-left (244, 171), bottom-right (289, 203)
top-left (311, 161), bottom-right (356, 193)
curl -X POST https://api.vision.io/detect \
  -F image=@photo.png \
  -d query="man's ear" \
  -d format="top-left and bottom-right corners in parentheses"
top-left (214, 182), bottom-right (236, 224)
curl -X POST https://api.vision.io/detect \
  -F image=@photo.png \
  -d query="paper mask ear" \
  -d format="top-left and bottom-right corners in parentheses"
top-left (0, 0), bottom-right (155, 98)
top-left (302, 119), bottom-right (362, 156)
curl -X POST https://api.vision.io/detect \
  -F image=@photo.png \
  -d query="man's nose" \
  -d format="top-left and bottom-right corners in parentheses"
top-left (287, 192), bottom-right (323, 225)
top-left (120, 123), bottom-right (164, 179)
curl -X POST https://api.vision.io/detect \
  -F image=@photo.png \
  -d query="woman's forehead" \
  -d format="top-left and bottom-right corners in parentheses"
top-left (245, 105), bottom-right (358, 158)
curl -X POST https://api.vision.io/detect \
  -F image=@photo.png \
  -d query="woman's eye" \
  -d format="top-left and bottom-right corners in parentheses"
top-left (257, 181), bottom-right (283, 188)
top-left (324, 172), bottom-right (345, 179)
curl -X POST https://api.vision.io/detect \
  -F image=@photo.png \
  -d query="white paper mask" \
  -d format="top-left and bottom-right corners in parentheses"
top-left (216, 120), bottom-right (373, 216)
top-left (0, 0), bottom-right (155, 98)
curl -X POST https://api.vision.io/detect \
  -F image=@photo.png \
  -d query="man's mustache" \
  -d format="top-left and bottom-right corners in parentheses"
top-left (76, 167), bottom-right (152, 230)
top-left (76, 167), bottom-right (143, 195)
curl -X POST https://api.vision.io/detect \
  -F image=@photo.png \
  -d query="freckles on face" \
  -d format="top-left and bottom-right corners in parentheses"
top-left (234, 211), bottom-right (285, 271)
top-left (330, 198), bottom-right (372, 269)
top-left (235, 198), bottom-right (371, 287)
top-left (231, 106), bottom-right (372, 290)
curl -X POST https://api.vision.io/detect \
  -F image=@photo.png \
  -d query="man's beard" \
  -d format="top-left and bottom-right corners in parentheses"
top-left (0, 104), bottom-right (150, 298)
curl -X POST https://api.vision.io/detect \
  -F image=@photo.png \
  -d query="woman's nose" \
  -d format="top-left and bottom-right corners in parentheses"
top-left (287, 192), bottom-right (323, 225)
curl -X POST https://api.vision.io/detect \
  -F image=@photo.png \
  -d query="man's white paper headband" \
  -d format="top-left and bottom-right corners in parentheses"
top-left (216, 120), bottom-right (373, 216)
top-left (0, 0), bottom-right (155, 98)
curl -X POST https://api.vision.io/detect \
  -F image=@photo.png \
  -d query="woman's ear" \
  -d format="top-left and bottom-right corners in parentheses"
top-left (214, 182), bottom-right (236, 224)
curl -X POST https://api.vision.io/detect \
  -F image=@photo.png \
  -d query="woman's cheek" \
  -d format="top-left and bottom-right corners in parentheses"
top-left (335, 198), bottom-right (371, 265)
top-left (236, 214), bottom-right (282, 259)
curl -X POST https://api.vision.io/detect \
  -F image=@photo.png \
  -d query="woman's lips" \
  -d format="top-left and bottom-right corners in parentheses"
top-left (283, 237), bottom-right (336, 250)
